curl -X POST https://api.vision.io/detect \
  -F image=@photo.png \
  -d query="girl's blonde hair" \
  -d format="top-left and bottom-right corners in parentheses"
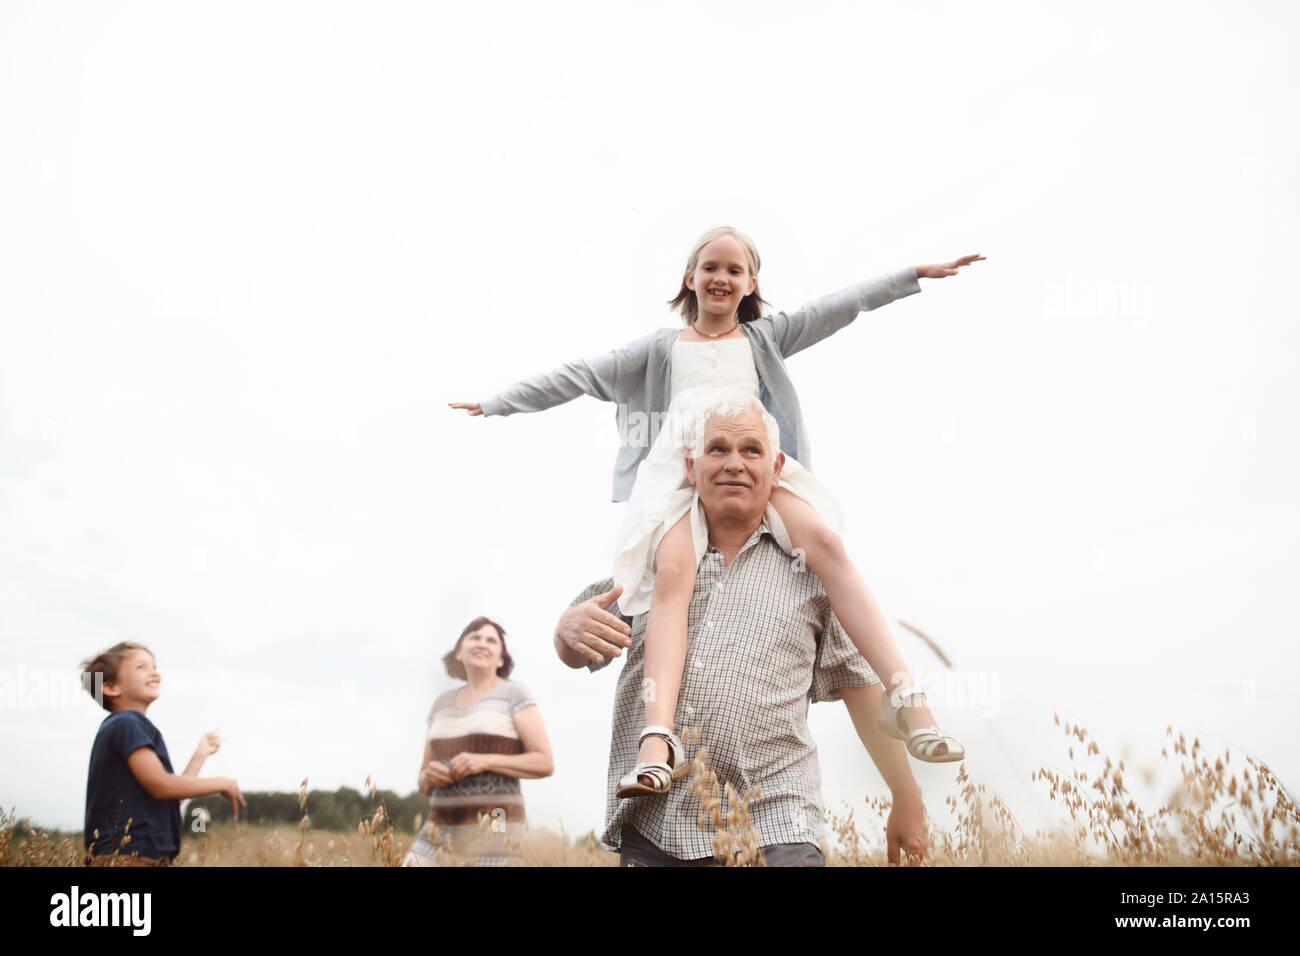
top-left (668, 226), bottom-right (770, 326)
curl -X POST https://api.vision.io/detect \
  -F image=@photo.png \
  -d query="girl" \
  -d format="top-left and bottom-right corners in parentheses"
top-left (452, 227), bottom-right (984, 797)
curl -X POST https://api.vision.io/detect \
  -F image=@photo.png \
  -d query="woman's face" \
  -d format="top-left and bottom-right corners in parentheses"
top-left (456, 624), bottom-right (505, 674)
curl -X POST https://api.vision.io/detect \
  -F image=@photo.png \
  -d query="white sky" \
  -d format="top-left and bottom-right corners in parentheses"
top-left (2, 0), bottom-right (1297, 845)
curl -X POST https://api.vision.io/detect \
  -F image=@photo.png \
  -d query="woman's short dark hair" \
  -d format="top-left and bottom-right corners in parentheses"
top-left (443, 616), bottom-right (513, 681)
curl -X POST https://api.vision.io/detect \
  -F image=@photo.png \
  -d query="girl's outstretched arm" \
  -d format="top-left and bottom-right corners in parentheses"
top-left (766, 266), bottom-right (921, 358)
top-left (766, 253), bottom-right (984, 358)
top-left (915, 253), bottom-right (985, 278)
top-left (450, 330), bottom-right (657, 418)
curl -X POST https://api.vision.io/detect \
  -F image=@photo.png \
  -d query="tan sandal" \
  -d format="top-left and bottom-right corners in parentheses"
top-left (616, 725), bottom-right (691, 798)
top-left (877, 686), bottom-right (965, 763)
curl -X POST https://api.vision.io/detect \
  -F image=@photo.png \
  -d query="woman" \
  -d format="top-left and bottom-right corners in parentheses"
top-left (402, 616), bottom-right (554, 866)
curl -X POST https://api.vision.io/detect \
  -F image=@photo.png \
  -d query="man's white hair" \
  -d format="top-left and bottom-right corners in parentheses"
top-left (684, 389), bottom-right (782, 461)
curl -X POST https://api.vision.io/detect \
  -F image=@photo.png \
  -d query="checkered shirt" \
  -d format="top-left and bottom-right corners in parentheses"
top-left (574, 517), bottom-right (879, 860)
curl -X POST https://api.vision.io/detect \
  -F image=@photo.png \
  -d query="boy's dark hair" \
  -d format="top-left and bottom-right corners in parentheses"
top-left (442, 617), bottom-right (514, 681)
top-left (80, 642), bottom-right (153, 712)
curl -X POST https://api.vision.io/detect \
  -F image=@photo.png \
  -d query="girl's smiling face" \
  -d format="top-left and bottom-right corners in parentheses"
top-left (685, 236), bottom-right (758, 322)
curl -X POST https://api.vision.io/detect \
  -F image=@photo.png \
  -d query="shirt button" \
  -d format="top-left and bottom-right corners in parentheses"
top-left (693, 660), bottom-right (703, 669)
top-left (705, 621), bottom-right (714, 628)
top-left (714, 582), bottom-right (723, 590)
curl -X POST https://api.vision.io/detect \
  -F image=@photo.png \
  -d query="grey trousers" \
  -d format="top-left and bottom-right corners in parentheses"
top-left (618, 824), bottom-right (825, 867)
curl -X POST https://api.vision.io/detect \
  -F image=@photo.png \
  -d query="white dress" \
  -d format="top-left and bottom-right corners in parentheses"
top-left (610, 337), bottom-right (844, 616)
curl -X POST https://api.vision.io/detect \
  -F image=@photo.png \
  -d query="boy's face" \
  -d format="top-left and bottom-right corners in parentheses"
top-left (104, 649), bottom-right (161, 711)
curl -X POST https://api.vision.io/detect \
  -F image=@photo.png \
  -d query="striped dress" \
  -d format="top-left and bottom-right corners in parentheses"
top-left (402, 679), bottom-right (535, 867)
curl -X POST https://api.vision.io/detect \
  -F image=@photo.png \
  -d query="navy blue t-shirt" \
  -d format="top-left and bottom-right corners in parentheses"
top-left (84, 709), bottom-right (183, 861)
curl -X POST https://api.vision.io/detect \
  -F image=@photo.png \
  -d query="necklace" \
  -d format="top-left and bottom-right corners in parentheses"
top-left (690, 320), bottom-right (740, 339)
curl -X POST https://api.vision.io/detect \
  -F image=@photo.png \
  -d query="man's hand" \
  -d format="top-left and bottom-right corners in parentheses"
top-left (448, 402), bottom-right (482, 416)
top-left (447, 753), bottom-right (488, 780)
top-left (914, 253), bottom-right (985, 279)
top-left (419, 760), bottom-right (455, 793)
top-left (886, 787), bottom-right (928, 866)
top-left (194, 731), bottom-right (221, 758)
top-left (555, 584), bottom-right (633, 667)
top-left (838, 684), bottom-right (929, 865)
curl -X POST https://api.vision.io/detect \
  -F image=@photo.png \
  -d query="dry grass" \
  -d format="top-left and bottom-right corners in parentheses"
top-left (824, 716), bottom-right (1300, 867)
top-left (7, 717), bottom-right (1297, 866)
top-left (683, 725), bottom-right (765, 866)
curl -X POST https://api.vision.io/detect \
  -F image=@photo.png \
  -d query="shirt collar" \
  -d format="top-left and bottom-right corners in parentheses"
top-left (699, 500), bottom-right (784, 559)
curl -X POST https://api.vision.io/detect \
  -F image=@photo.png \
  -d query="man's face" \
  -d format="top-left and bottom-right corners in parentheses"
top-left (685, 411), bottom-right (784, 524)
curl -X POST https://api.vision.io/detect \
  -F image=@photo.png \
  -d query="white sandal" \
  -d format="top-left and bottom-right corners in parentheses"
top-left (616, 725), bottom-right (691, 798)
top-left (877, 686), bottom-right (965, 763)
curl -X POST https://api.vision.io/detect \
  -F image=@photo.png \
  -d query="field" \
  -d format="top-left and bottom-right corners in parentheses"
top-left (5, 719), bottom-right (1298, 866)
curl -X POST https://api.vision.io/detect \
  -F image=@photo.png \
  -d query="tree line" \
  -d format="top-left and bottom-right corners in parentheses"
top-left (186, 786), bottom-right (429, 833)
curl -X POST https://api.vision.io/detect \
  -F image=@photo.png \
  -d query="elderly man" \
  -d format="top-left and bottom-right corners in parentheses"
top-left (555, 394), bottom-right (928, 866)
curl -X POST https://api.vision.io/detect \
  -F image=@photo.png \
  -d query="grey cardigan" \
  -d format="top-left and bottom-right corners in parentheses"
top-left (480, 266), bottom-right (922, 501)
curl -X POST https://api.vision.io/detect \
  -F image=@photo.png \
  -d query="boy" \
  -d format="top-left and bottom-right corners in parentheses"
top-left (81, 641), bottom-right (246, 865)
